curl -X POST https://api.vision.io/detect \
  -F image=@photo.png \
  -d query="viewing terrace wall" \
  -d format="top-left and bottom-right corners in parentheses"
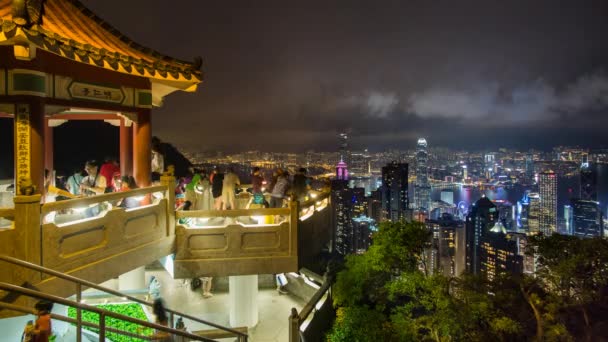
top-left (0, 176), bottom-right (332, 300)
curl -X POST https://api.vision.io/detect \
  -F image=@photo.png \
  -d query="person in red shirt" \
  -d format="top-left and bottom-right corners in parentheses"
top-left (99, 157), bottom-right (120, 192)
top-left (32, 301), bottom-right (53, 342)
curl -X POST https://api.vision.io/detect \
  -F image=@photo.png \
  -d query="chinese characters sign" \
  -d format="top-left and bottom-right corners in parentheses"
top-left (69, 82), bottom-right (125, 104)
top-left (15, 104), bottom-right (30, 194)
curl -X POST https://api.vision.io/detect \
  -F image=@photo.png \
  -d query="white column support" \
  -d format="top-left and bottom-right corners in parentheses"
top-left (118, 266), bottom-right (146, 292)
top-left (229, 275), bottom-right (259, 328)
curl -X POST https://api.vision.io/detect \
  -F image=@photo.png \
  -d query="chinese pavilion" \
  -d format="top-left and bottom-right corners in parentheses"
top-left (0, 0), bottom-right (203, 194)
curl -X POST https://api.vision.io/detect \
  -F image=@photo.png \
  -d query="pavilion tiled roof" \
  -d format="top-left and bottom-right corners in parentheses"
top-left (0, 0), bottom-right (202, 84)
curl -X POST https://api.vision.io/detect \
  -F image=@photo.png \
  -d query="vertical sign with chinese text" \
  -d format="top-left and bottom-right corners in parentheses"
top-left (15, 104), bottom-right (30, 194)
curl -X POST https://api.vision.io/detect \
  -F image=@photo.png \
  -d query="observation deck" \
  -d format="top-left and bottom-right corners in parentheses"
top-left (0, 179), bottom-right (331, 301)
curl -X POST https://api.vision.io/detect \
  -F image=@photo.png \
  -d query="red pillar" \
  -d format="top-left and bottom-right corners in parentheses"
top-left (133, 109), bottom-right (151, 187)
top-left (44, 117), bottom-right (53, 177)
top-left (120, 119), bottom-right (133, 177)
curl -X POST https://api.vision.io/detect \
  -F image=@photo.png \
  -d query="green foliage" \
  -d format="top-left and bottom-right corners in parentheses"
top-left (329, 222), bottom-right (608, 341)
top-left (531, 234), bottom-right (608, 307)
top-left (68, 303), bottom-right (153, 342)
top-left (326, 306), bottom-right (393, 342)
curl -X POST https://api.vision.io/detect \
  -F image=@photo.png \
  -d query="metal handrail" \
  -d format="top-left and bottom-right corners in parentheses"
top-left (298, 276), bottom-right (332, 322)
top-left (0, 282), bottom-right (213, 341)
top-left (0, 254), bottom-right (248, 341)
top-left (0, 302), bottom-right (151, 340)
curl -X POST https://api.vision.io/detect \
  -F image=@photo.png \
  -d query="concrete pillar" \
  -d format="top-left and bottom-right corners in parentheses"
top-left (229, 275), bottom-right (258, 328)
top-left (118, 266), bottom-right (146, 292)
top-left (133, 109), bottom-right (151, 188)
top-left (119, 119), bottom-right (133, 177)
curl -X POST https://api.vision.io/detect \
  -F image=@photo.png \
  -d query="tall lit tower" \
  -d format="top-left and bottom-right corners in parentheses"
top-left (338, 132), bottom-right (350, 166)
top-left (381, 162), bottom-right (409, 222)
top-left (415, 138), bottom-right (431, 210)
top-left (539, 171), bottom-right (557, 235)
top-left (336, 160), bottom-right (349, 180)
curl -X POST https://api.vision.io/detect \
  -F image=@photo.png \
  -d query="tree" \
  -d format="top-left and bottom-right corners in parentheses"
top-left (530, 234), bottom-right (608, 340)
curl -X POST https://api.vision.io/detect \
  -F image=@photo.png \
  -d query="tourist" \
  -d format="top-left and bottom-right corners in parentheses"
top-left (149, 298), bottom-right (172, 341)
top-left (148, 276), bottom-right (161, 301)
top-left (151, 143), bottom-right (165, 182)
top-left (292, 167), bottom-right (310, 202)
top-left (31, 300), bottom-right (53, 342)
top-left (117, 175), bottom-right (140, 209)
top-left (194, 170), bottom-right (213, 210)
top-left (202, 277), bottom-right (214, 298)
top-left (276, 273), bottom-right (288, 295)
top-left (99, 157), bottom-right (119, 192)
top-left (270, 169), bottom-right (289, 208)
top-left (177, 201), bottom-right (193, 226)
top-left (211, 168), bottom-right (224, 210)
top-left (65, 168), bottom-right (84, 196)
top-left (80, 160), bottom-right (107, 196)
top-left (250, 167), bottom-right (266, 208)
top-left (185, 168), bottom-right (201, 209)
top-left (222, 167), bottom-right (240, 210)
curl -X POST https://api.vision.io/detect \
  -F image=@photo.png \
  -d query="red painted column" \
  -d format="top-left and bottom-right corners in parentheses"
top-left (119, 119), bottom-right (133, 177)
top-left (133, 109), bottom-right (151, 187)
top-left (44, 117), bottom-right (53, 177)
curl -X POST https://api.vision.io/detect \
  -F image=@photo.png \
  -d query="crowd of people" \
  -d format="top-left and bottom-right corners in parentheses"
top-left (175, 166), bottom-right (312, 212)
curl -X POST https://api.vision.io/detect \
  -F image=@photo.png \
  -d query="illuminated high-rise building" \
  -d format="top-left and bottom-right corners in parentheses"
top-left (479, 223), bottom-right (523, 283)
top-left (572, 199), bottom-right (603, 238)
top-left (350, 150), bottom-right (371, 177)
top-left (465, 196), bottom-right (499, 275)
top-left (415, 138), bottom-right (431, 210)
top-left (580, 163), bottom-right (598, 201)
top-left (338, 132), bottom-right (350, 166)
top-left (539, 171), bottom-right (557, 235)
top-left (425, 214), bottom-right (466, 277)
top-left (528, 192), bottom-right (540, 234)
top-left (381, 162), bottom-right (409, 222)
top-left (525, 152), bottom-right (535, 182)
top-left (564, 204), bottom-right (573, 235)
top-left (336, 160), bottom-right (348, 180)
top-left (330, 179), bottom-right (368, 255)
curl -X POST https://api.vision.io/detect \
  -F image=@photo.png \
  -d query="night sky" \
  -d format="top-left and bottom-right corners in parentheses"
top-left (44, 1), bottom-right (608, 151)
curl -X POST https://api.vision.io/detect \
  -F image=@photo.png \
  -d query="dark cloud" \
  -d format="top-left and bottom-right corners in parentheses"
top-left (80, 0), bottom-right (608, 152)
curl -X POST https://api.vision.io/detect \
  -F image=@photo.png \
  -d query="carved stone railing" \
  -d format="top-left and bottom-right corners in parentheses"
top-left (37, 185), bottom-right (173, 296)
top-left (173, 202), bottom-right (299, 277)
top-left (0, 207), bottom-right (14, 229)
top-left (297, 193), bottom-right (332, 272)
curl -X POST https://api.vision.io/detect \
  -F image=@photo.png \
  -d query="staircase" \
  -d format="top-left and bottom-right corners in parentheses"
top-left (0, 255), bottom-right (248, 342)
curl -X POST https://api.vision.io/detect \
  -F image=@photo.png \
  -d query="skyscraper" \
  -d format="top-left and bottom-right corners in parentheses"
top-left (381, 161), bottom-right (409, 222)
top-left (336, 159), bottom-right (348, 180)
top-left (580, 163), bottom-right (598, 201)
top-left (539, 171), bottom-right (557, 236)
top-left (415, 138), bottom-right (431, 210)
top-left (338, 132), bottom-right (350, 166)
top-left (525, 152), bottom-right (534, 182)
top-left (465, 196), bottom-right (499, 275)
top-left (572, 199), bottom-right (604, 238)
top-left (479, 226), bottom-right (523, 283)
top-left (425, 214), bottom-right (466, 277)
top-left (528, 192), bottom-right (541, 234)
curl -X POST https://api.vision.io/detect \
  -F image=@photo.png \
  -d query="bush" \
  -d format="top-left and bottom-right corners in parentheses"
top-left (68, 303), bottom-right (154, 342)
